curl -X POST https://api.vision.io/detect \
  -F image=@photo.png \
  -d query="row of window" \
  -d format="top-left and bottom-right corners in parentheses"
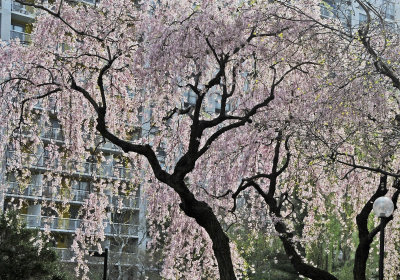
top-left (321, 0), bottom-right (396, 24)
top-left (184, 91), bottom-right (232, 113)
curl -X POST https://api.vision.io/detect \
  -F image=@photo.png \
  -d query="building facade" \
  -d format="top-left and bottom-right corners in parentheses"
top-left (321, 0), bottom-right (399, 29)
top-left (0, 2), bottom-right (148, 279)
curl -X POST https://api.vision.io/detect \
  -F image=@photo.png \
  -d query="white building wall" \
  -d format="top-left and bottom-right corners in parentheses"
top-left (1, 0), bottom-right (12, 41)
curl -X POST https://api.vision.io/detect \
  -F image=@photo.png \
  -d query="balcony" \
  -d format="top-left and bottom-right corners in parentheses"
top-left (11, 1), bottom-right (35, 16)
top-left (6, 181), bottom-right (139, 210)
top-left (74, 161), bottom-right (133, 180)
top-left (7, 182), bottom-right (42, 197)
top-left (81, 0), bottom-right (96, 5)
top-left (21, 214), bottom-right (81, 232)
top-left (6, 151), bottom-right (50, 170)
top-left (42, 186), bottom-right (90, 202)
top-left (6, 182), bottom-right (90, 202)
top-left (72, 189), bottom-right (90, 202)
top-left (41, 127), bottom-right (64, 141)
top-left (20, 214), bottom-right (138, 236)
top-left (105, 222), bottom-right (139, 236)
top-left (109, 196), bottom-right (140, 209)
top-left (6, 151), bottom-right (133, 180)
top-left (10, 30), bottom-right (31, 44)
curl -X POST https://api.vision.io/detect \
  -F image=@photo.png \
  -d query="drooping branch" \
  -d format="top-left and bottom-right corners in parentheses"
top-left (196, 61), bottom-right (315, 161)
top-left (97, 49), bottom-right (119, 109)
top-left (1, 73), bottom-right (62, 132)
top-left (231, 134), bottom-right (337, 280)
top-left (15, 0), bottom-right (104, 42)
top-left (355, 0), bottom-right (400, 90)
top-left (162, 106), bottom-right (193, 121)
top-left (16, 88), bottom-right (62, 131)
top-left (332, 152), bottom-right (400, 178)
top-left (64, 42), bottom-right (238, 279)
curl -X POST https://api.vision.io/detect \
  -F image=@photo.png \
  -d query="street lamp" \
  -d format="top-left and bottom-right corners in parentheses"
top-left (91, 248), bottom-right (109, 280)
top-left (373, 196), bottom-right (394, 280)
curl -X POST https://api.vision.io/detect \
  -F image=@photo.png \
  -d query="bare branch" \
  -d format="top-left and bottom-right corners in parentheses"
top-left (15, 0), bottom-right (104, 42)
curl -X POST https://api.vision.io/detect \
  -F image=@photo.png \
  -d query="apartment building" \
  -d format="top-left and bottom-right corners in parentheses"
top-left (321, 0), bottom-right (400, 29)
top-left (0, 1), bottom-right (148, 279)
top-left (1, 0), bottom-right (399, 279)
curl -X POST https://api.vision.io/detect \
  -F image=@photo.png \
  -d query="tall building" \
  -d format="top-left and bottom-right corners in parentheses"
top-left (0, 2), bottom-right (148, 279)
top-left (320, 0), bottom-right (399, 29)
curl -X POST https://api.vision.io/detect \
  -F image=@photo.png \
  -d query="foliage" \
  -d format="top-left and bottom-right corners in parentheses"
top-left (232, 229), bottom-right (299, 280)
top-left (0, 211), bottom-right (71, 280)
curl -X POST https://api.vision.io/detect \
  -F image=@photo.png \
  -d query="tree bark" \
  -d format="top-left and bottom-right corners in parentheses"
top-left (273, 217), bottom-right (338, 280)
top-left (353, 237), bottom-right (370, 280)
top-left (176, 183), bottom-right (237, 280)
top-left (353, 176), bottom-right (388, 280)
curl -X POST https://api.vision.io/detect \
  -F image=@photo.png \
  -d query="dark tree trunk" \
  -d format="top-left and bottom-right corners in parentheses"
top-left (174, 181), bottom-right (237, 280)
top-left (353, 176), bottom-right (389, 280)
top-left (353, 237), bottom-right (370, 280)
top-left (274, 221), bottom-right (338, 280)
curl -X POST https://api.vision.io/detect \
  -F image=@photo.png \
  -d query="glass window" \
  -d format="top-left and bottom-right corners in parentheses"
top-left (12, 24), bottom-right (25, 32)
top-left (359, 13), bottom-right (367, 24)
top-left (321, 0), bottom-right (335, 18)
top-left (188, 91), bottom-right (197, 105)
top-left (385, 2), bottom-right (395, 20)
top-left (71, 180), bottom-right (89, 191)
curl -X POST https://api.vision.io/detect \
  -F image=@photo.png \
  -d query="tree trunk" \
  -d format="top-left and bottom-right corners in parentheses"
top-left (353, 238), bottom-right (370, 280)
top-left (274, 220), bottom-right (338, 280)
top-left (175, 181), bottom-right (237, 280)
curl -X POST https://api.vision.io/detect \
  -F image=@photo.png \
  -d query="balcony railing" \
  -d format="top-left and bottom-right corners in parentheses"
top-left (14, 125), bottom-right (136, 153)
top-left (81, 0), bottom-right (96, 4)
top-left (41, 127), bottom-right (64, 141)
top-left (105, 222), bottom-right (139, 236)
top-left (21, 214), bottom-right (138, 236)
top-left (110, 196), bottom-right (140, 209)
top-left (7, 182), bottom-right (42, 197)
top-left (6, 182), bottom-right (139, 209)
top-left (72, 189), bottom-right (90, 202)
top-left (11, 1), bottom-right (35, 16)
top-left (10, 30), bottom-right (31, 44)
top-left (6, 151), bottom-right (133, 180)
top-left (66, 161), bottom-right (133, 180)
top-left (6, 183), bottom-right (90, 202)
top-left (21, 214), bottom-right (81, 232)
top-left (42, 186), bottom-right (90, 202)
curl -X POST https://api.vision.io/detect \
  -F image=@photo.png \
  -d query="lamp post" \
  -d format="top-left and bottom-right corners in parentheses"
top-left (91, 248), bottom-right (109, 280)
top-left (372, 196), bottom-right (394, 280)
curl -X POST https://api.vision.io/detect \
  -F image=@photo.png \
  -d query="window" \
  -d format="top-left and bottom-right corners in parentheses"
top-left (214, 95), bottom-right (221, 114)
top-left (12, 25), bottom-right (25, 33)
top-left (184, 91), bottom-right (197, 107)
top-left (71, 180), bottom-right (89, 191)
top-left (359, 13), bottom-right (367, 24)
top-left (385, 2), bottom-right (395, 20)
top-left (10, 24), bottom-right (29, 43)
top-left (321, 0), bottom-right (335, 18)
top-left (213, 94), bottom-right (231, 114)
